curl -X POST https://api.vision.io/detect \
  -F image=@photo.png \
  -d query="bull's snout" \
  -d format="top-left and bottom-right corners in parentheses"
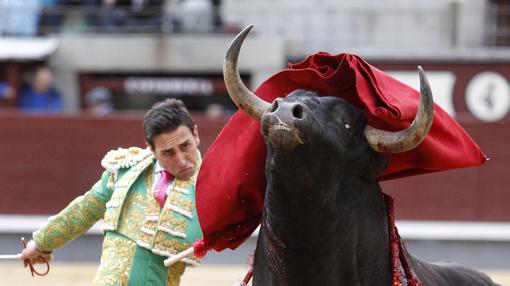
top-left (262, 99), bottom-right (305, 150)
top-left (269, 99), bottom-right (304, 120)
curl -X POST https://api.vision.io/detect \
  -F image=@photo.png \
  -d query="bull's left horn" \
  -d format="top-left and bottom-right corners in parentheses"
top-left (223, 25), bottom-right (271, 120)
top-left (364, 66), bottom-right (434, 153)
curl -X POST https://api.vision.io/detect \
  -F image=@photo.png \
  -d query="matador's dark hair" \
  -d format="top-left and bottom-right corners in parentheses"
top-left (143, 98), bottom-right (195, 149)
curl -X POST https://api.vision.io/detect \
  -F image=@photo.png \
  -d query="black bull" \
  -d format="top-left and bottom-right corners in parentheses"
top-left (222, 26), bottom-right (500, 286)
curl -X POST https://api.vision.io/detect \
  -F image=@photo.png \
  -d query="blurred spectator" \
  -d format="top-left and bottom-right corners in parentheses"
top-left (84, 0), bottom-right (125, 31)
top-left (211, 0), bottom-right (222, 30)
top-left (38, 0), bottom-right (65, 34)
top-left (85, 86), bottom-right (114, 116)
top-left (125, 0), bottom-right (164, 31)
top-left (18, 66), bottom-right (63, 113)
top-left (85, 0), bottom-right (163, 32)
top-left (0, 0), bottom-right (42, 36)
top-left (178, 0), bottom-right (213, 33)
top-left (0, 82), bottom-right (16, 101)
top-left (163, 0), bottom-right (181, 32)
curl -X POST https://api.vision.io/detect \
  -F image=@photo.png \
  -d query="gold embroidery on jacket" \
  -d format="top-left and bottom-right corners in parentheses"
top-left (104, 157), bottom-right (203, 267)
top-left (167, 262), bottom-right (186, 286)
top-left (103, 156), bottom-right (154, 231)
top-left (92, 236), bottom-right (136, 286)
top-left (173, 180), bottom-right (190, 195)
top-left (159, 216), bottom-right (187, 238)
top-left (153, 232), bottom-right (181, 253)
top-left (167, 192), bottom-right (194, 218)
top-left (34, 191), bottom-right (105, 251)
top-left (117, 192), bottom-right (149, 240)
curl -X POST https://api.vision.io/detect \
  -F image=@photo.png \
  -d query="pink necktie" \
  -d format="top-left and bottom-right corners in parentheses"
top-left (154, 170), bottom-right (171, 208)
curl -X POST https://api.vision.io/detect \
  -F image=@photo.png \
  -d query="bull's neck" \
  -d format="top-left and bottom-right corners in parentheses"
top-left (260, 153), bottom-right (392, 285)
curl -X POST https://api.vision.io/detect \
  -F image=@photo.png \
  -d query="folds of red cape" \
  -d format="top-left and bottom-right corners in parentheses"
top-left (195, 52), bottom-right (487, 252)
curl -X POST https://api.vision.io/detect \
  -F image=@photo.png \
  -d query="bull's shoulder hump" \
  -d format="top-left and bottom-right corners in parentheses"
top-left (101, 147), bottom-right (153, 173)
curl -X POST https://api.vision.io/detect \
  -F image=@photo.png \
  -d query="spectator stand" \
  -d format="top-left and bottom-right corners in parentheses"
top-left (0, 38), bottom-right (58, 109)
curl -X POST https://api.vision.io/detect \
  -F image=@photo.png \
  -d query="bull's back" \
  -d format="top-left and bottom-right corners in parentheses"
top-left (411, 257), bottom-right (500, 286)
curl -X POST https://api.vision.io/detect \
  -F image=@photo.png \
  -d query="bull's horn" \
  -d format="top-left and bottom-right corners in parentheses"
top-left (223, 25), bottom-right (271, 120)
top-left (364, 66), bottom-right (434, 153)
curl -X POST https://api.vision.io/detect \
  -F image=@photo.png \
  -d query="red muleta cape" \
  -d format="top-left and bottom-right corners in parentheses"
top-left (195, 52), bottom-right (487, 253)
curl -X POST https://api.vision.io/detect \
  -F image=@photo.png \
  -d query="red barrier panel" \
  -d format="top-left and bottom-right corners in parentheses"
top-left (383, 122), bottom-right (510, 221)
top-left (0, 112), bottom-right (225, 215)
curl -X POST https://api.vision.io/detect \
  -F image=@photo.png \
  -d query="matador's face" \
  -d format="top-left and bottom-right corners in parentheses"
top-left (151, 125), bottom-right (200, 180)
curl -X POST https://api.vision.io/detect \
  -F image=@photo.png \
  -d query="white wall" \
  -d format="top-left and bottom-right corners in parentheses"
top-left (49, 34), bottom-right (285, 112)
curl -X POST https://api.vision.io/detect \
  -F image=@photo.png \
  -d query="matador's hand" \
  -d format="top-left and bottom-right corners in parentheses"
top-left (20, 239), bottom-right (52, 267)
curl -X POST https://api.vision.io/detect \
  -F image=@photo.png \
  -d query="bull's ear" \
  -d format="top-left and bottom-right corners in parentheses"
top-left (364, 152), bottom-right (388, 181)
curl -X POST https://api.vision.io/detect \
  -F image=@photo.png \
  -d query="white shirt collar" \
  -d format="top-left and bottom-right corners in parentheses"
top-left (154, 160), bottom-right (164, 173)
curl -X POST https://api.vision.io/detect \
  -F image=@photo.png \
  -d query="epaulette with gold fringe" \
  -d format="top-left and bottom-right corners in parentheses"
top-left (101, 147), bottom-right (153, 173)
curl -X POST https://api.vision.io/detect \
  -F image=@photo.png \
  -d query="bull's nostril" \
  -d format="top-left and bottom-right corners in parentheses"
top-left (270, 100), bottom-right (279, 113)
top-left (293, 104), bottom-right (304, 119)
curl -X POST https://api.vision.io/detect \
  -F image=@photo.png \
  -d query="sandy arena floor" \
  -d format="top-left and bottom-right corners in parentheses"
top-left (0, 262), bottom-right (508, 285)
top-left (0, 262), bottom-right (249, 286)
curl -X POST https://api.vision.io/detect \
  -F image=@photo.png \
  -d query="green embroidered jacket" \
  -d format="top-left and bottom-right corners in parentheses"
top-left (33, 146), bottom-right (204, 265)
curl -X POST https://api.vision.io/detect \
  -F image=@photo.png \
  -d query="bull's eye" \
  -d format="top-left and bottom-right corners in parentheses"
top-left (345, 123), bottom-right (351, 132)
top-left (270, 100), bottom-right (279, 113)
